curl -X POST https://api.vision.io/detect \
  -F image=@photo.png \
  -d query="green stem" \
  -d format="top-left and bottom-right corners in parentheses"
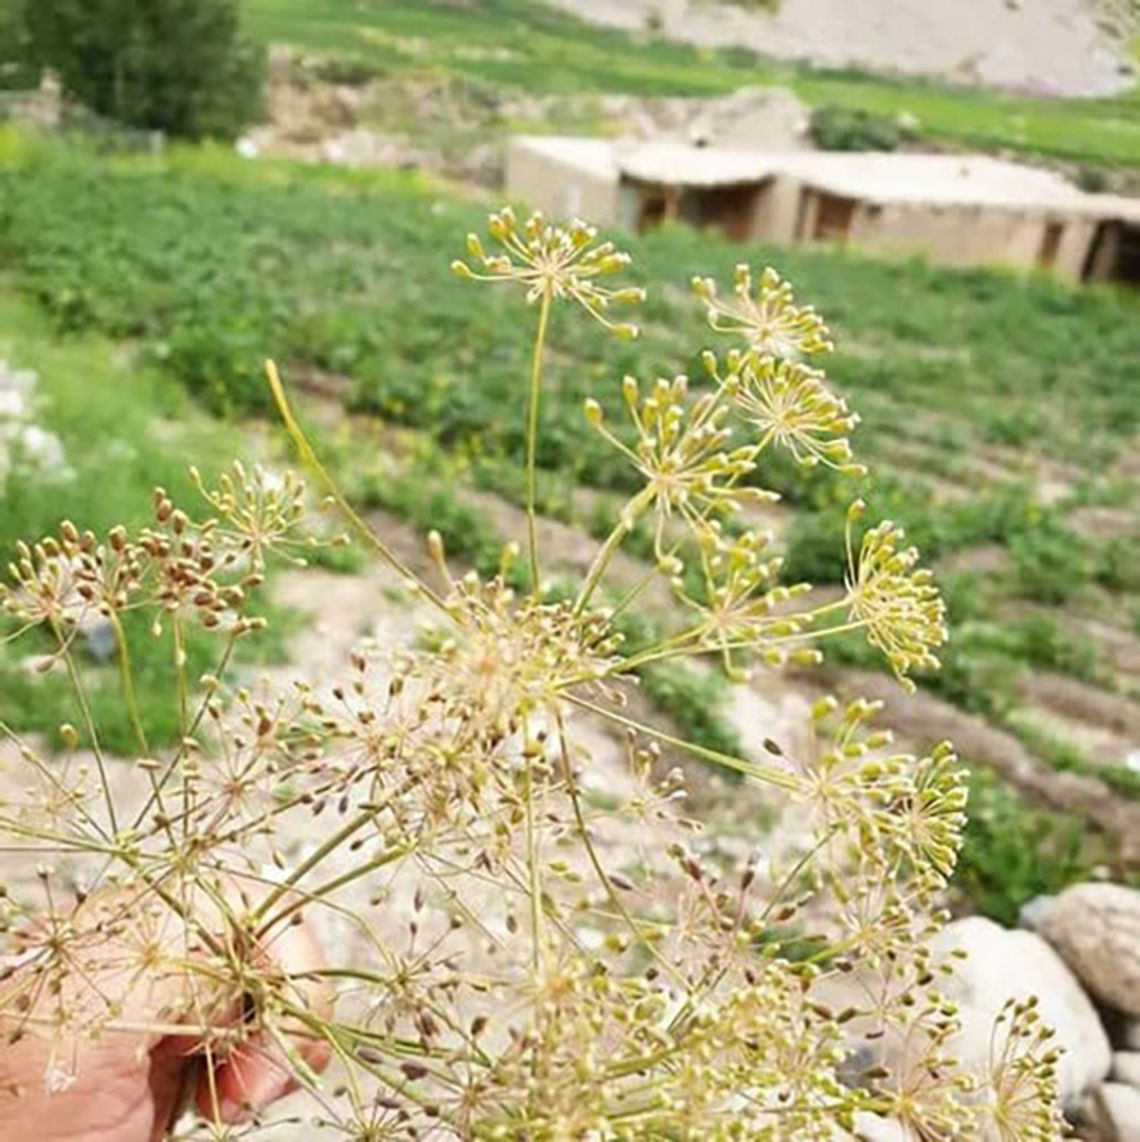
top-left (523, 718), bottom-right (543, 971)
top-left (575, 487), bottom-right (653, 614)
top-left (251, 810), bottom-right (374, 923)
top-left (566, 693), bottom-right (801, 791)
top-left (556, 715), bottom-right (683, 987)
top-left (256, 842), bottom-right (414, 936)
top-left (524, 290), bottom-right (553, 593)
top-left (266, 361), bottom-right (447, 612)
top-left (108, 612), bottom-right (148, 757)
top-left (49, 620), bottom-right (118, 835)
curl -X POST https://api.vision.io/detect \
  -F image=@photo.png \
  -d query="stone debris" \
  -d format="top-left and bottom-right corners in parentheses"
top-left (1096, 1083), bottom-right (1140, 1142)
top-left (1036, 883), bottom-right (1140, 1018)
top-left (1115, 1053), bottom-right (1140, 1088)
top-left (929, 917), bottom-right (1112, 1108)
top-left (0, 360), bottom-right (71, 485)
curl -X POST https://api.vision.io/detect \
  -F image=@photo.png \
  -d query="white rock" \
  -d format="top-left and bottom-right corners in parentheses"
top-left (930, 917), bottom-right (1111, 1106)
top-left (1037, 883), bottom-right (1140, 1017)
top-left (852, 1112), bottom-right (912, 1141)
top-left (1098, 1083), bottom-right (1140, 1141)
top-left (1114, 1051), bottom-right (1140, 1087)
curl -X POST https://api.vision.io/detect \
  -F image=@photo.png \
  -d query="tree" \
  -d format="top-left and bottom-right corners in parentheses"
top-left (21, 0), bottom-right (264, 139)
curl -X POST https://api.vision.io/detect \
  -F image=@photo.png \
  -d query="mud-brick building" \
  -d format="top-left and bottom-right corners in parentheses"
top-left (506, 135), bottom-right (1140, 285)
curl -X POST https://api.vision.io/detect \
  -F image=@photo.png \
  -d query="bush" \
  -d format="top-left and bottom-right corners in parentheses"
top-left (1008, 514), bottom-right (1090, 603)
top-left (809, 104), bottom-right (901, 152)
top-left (20, 0), bottom-right (264, 139)
top-left (955, 769), bottom-right (1093, 926)
top-left (0, 0), bottom-right (36, 91)
top-left (1095, 535), bottom-right (1140, 593)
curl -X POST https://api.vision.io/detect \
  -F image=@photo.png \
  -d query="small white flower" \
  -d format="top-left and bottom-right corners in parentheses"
top-left (44, 1062), bottom-right (77, 1096)
top-left (16, 425), bottom-right (68, 473)
top-left (0, 389), bottom-right (27, 419)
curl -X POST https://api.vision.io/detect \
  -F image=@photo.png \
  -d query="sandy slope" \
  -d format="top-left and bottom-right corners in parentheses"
top-left (554, 0), bottom-right (1132, 96)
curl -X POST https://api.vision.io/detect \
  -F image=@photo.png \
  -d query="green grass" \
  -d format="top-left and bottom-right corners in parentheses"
top-left (240, 0), bottom-right (1140, 166)
top-left (0, 288), bottom-right (245, 550)
top-left (954, 768), bottom-right (1115, 926)
top-left (0, 288), bottom-right (291, 751)
top-left (1, 129), bottom-right (1138, 803)
top-left (2, 135), bottom-right (1137, 484)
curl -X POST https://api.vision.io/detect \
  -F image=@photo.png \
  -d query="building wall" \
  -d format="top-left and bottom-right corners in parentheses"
top-left (746, 177), bottom-right (1099, 280)
top-left (750, 176), bottom-right (801, 244)
top-left (850, 202), bottom-right (1043, 268)
top-left (1053, 218), bottom-right (1098, 282)
top-left (505, 141), bottom-right (620, 225)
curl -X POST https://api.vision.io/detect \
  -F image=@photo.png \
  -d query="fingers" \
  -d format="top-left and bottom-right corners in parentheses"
top-left (195, 1034), bottom-right (293, 1124)
top-left (194, 916), bottom-right (333, 1126)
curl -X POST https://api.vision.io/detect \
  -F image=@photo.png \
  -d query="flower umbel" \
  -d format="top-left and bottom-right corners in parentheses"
top-left (731, 355), bottom-right (865, 475)
top-left (453, 206), bottom-right (644, 337)
top-left (0, 207), bottom-right (1062, 1141)
top-left (585, 374), bottom-right (773, 556)
top-left (844, 502), bottom-right (949, 689)
top-left (979, 997), bottom-right (1065, 1141)
top-left (693, 264), bottom-right (834, 360)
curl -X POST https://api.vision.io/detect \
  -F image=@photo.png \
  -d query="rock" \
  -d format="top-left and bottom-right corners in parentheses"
top-left (1018, 893), bottom-right (1053, 931)
top-left (1097, 1083), bottom-right (1140, 1141)
top-left (708, 86), bottom-right (812, 151)
top-left (81, 619), bottom-right (117, 664)
top-left (1114, 1051), bottom-right (1140, 1087)
top-left (930, 917), bottom-right (1111, 1106)
top-left (1037, 883), bottom-right (1140, 1017)
top-left (1125, 1021), bottom-right (1140, 1052)
top-left (852, 1112), bottom-right (911, 1141)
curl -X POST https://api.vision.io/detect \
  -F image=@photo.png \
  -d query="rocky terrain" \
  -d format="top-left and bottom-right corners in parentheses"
top-left (554, 0), bottom-right (1137, 97)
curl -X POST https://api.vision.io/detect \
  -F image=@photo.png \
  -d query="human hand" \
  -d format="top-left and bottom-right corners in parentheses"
top-left (0, 888), bottom-right (331, 1142)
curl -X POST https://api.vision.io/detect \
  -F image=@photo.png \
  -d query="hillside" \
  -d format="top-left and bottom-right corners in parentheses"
top-left (240, 0), bottom-right (1140, 169)
top-left (556, 0), bottom-right (1136, 97)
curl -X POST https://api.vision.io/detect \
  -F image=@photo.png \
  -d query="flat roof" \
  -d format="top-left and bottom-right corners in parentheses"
top-left (511, 136), bottom-right (1140, 220)
top-left (617, 141), bottom-right (779, 188)
top-left (774, 152), bottom-right (1087, 211)
top-left (509, 135), bottom-right (618, 182)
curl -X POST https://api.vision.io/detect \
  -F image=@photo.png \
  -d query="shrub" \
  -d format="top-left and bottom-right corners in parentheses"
top-left (955, 769), bottom-right (1093, 926)
top-left (1095, 534), bottom-right (1140, 593)
top-left (1008, 514), bottom-right (1091, 603)
top-left (809, 103), bottom-right (901, 151)
top-left (0, 209), bottom-right (1062, 1139)
top-left (19, 0), bottom-right (264, 139)
top-left (0, 0), bottom-right (36, 91)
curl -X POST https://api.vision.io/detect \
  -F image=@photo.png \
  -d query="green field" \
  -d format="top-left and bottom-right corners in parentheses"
top-left (0, 127), bottom-right (1138, 916)
top-left (241, 0), bottom-right (1140, 167)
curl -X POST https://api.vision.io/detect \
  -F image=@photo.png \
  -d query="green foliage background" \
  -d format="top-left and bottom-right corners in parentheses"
top-left (12, 0), bottom-right (264, 138)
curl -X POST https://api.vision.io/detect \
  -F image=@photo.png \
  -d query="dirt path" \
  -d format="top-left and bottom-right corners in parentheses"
top-left (828, 667), bottom-right (1140, 860)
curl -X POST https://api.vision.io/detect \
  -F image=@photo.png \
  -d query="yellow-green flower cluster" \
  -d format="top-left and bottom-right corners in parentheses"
top-left (453, 206), bottom-right (644, 337)
top-left (845, 503), bottom-right (949, 690)
top-left (687, 526), bottom-right (813, 679)
top-left (693, 264), bottom-right (833, 360)
top-left (586, 374), bottom-right (762, 554)
top-left (731, 356), bottom-right (866, 476)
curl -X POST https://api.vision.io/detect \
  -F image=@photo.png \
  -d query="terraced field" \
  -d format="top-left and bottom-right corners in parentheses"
top-left (1, 130), bottom-right (1138, 922)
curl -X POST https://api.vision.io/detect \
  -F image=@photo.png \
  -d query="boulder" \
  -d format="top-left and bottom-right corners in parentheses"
top-left (1097, 1083), bottom-right (1140, 1141)
top-left (852, 1112), bottom-right (911, 1141)
top-left (1036, 884), bottom-right (1140, 1017)
top-left (1114, 1052), bottom-right (1140, 1087)
top-left (1125, 1021), bottom-right (1140, 1052)
top-left (929, 917), bottom-right (1111, 1107)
